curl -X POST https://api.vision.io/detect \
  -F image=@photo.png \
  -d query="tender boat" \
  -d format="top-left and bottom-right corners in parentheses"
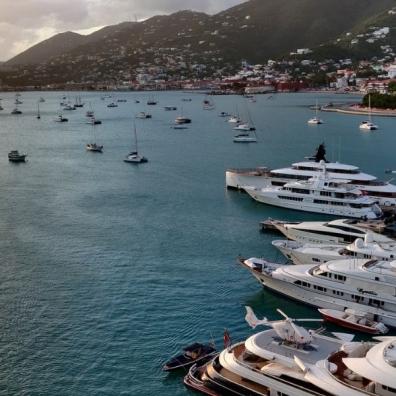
top-left (233, 133), bottom-right (257, 143)
top-left (136, 112), bottom-right (152, 119)
top-left (233, 123), bottom-right (256, 131)
top-left (11, 108), bottom-right (22, 115)
top-left (184, 362), bottom-right (221, 396)
top-left (86, 118), bottom-right (102, 125)
top-left (63, 104), bottom-right (76, 111)
top-left (164, 106), bottom-right (177, 111)
top-left (227, 115), bottom-right (241, 123)
top-left (8, 150), bottom-right (26, 162)
top-left (107, 102), bottom-right (118, 108)
top-left (318, 308), bottom-right (388, 334)
top-left (55, 114), bottom-right (68, 122)
top-left (163, 342), bottom-right (217, 372)
top-left (308, 116), bottom-right (324, 125)
top-left (360, 121), bottom-right (378, 131)
top-left (218, 111), bottom-right (230, 117)
top-left (175, 116), bottom-right (191, 124)
top-left (85, 143), bottom-right (103, 152)
top-left (147, 97), bottom-right (157, 105)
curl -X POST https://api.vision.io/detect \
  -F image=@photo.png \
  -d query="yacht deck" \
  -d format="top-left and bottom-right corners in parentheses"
top-left (249, 329), bottom-right (342, 365)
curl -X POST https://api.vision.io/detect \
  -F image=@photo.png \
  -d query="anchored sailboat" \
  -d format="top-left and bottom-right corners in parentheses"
top-left (360, 94), bottom-right (378, 131)
top-left (124, 122), bottom-right (148, 163)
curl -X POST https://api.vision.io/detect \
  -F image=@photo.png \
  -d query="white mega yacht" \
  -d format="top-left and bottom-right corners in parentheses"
top-left (272, 233), bottom-right (396, 265)
top-left (244, 167), bottom-right (383, 219)
top-left (240, 255), bottom-right (396, 327)
top-left (185, 307), bottom-right (396, 396)
top-left (226, 144), bottom-right (396, 208)
top-left (270, 218), bottom-right (394, 244)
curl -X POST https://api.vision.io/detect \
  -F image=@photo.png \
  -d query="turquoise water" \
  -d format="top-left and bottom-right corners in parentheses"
top-left (0, 91), bottom-right (395, 395)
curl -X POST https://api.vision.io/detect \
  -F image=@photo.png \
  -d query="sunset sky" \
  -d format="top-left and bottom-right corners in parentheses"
top-left (0, 0), bottom-right (245, 61)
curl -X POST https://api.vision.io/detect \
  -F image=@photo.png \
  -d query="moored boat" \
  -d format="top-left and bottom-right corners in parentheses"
top-left (318, 308), bottom-right (388, 334)
top-left (163, 342), bottom-right (217, 372)
top-left (8, 150), bottom-right (27, 162)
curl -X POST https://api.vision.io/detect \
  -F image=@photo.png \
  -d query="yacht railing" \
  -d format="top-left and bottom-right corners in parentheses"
top-left (229, 343), bottom-right (330, 396)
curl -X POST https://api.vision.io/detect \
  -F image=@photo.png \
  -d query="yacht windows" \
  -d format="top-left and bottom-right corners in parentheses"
top-left (312, 258), bottom-right (321, 263)
top-left (320, 191), bottom-right (332, 197)
top-left (278, 196), bottom-right (304, 202)
top-left (289, 188), bottom-right (310, 194)
top-left (331, 201), bottom-right (345, 206)
top-left (313, 285), bottom-right (327, 292)
top-left (295, 280), bottom-right (311, 288)
top-left (382, 385), bottom-right (396, 393)
top-left (296, 229), bottom-right (357, 243)
top-left (334, 274), bottom-right (346, 282)
top-left (313, 199), bottom-right (329, 205)
top-left (325, 224), bottom-right (365, 234)
top-left (333, 290), bottom-right (344, 296)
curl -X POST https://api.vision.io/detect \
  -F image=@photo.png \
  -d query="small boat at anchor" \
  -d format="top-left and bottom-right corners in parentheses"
top-left (318, 308), bottom-right (388, 334)
top-left (8, 150), bottom-right (27, 162)
top-left (163, 342), bottom-right (217, 372)
top-left (124, 122), bottom-right (148, 164)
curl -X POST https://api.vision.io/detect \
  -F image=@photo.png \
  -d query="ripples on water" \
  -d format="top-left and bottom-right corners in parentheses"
top-left (0, 91), bottom-right (394, 395)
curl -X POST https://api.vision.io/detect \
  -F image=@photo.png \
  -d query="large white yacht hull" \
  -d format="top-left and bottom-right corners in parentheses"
top-left (243, 264), bottom-right (396, 328)
top-left (225, 170), bottom-right (396, 208)
top-left (245, 188), bottom-right (380, 219)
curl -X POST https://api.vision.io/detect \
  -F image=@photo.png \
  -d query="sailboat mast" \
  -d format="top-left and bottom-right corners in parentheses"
top-left (134, 122), bottom-right (138, 153)
top-left (368, 94), bottom-right (372, 122)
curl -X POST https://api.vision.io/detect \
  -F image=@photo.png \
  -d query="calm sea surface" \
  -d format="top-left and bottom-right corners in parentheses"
top-left (0, 91), bottom-right (395, 395)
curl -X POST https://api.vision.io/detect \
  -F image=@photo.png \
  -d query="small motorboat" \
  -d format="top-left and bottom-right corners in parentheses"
top-left (124, 152), bottom-right (148, 163)
top-left (234, 123), bottom-right (256, 131)
top-left (175, 116), bottom-right (191, 124)
top-left (55, 115), bottom-right (68, 122)
top-left (163, 342), bottom-right (217, 372)
top-left (117, 99), bottom-right (127, 103)
top-left (308, 117), bottom-right (324, 125)
top-left (135, 100), bottom-right (140, 104)
top-left (218, 111), bottom-right (230, 117)
top-left (228, 115), bottom-right (241, 123)
top-left (318, 308), bottom-right (388, 335)
top-left (86, 118), bottom-right (102, 125)
top-left (359, 121), bottom-right (378, 131)
top-left (86, 143), bottom-right (103, 152)
top-left (11, 108), bottom-right (22, 115)
top-left (136, 112), bottom-right (152, 119)
top-left (233, 134), bottom-right (257, 143)
top-left (39, 97), bottom-right (45, 103)
top-left (8, 150), bottom-right (27, 162)
top-left (107, 102), bottom-right (118, 108)
top-left (164, 106), bottom-right (177, 111)
top-left (63, 104), bottom-right (76, 111)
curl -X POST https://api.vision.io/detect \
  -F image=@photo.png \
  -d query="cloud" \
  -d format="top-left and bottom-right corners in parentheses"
top-left (0, 0), bottom-right (245, 61)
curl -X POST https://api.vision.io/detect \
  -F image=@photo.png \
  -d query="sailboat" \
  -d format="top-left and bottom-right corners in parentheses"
top-left (124, 122), bottom-right (148, 163)
top-left (147, 95), bottom-right (157, 105)
top-left (11, 103), bottom-right (22, 115)
top-left (37, 102), bottom-right (41, 119)
top-left (233, 109), bottom-right (257, 143)
top-left (360, 94), bottom-right (378, 131)
top-left (86, 121), bottom-right (103, 152)
top-left (74, 96), bottom-right (84, 108)
top-left (308, 100), bottom-right (323, 124)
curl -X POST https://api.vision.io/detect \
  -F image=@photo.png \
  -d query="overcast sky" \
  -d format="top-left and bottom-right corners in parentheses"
top-left (0, 0), bottom-right (245, 61)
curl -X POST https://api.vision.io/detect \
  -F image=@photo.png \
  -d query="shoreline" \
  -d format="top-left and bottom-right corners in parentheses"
top-left (322, 105), bottom-right (396, 117)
